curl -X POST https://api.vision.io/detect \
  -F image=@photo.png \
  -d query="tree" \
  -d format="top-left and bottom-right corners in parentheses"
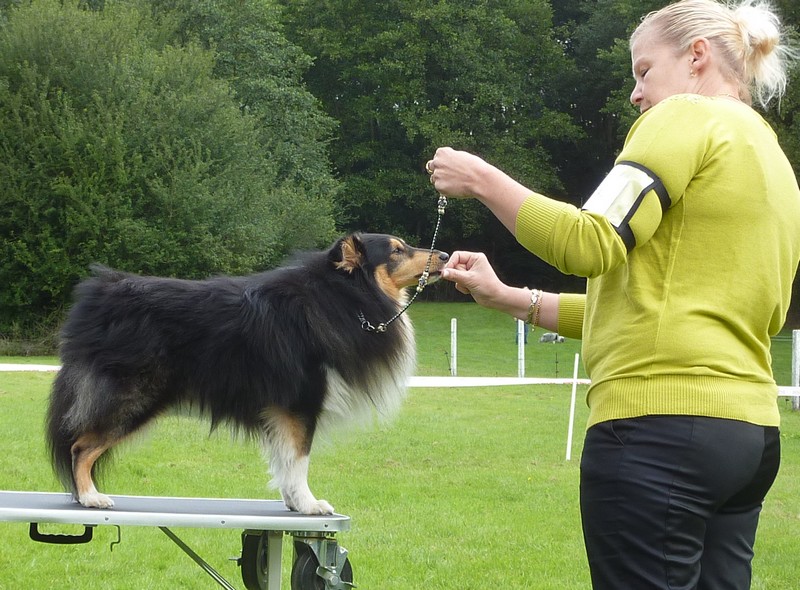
top-left (0, 0), bottom-right (336, 332)
top-left (144, 0), bottom-right (340, 223)
top-left (278, 0), bottom-right (584, 289)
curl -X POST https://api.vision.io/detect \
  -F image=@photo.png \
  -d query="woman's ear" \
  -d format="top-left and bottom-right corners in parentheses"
top-left (689, 37), bottom-right (712, 73)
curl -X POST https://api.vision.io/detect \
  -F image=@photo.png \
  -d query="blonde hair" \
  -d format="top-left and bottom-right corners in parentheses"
top-left (631, 0), bottom-right (798, 108)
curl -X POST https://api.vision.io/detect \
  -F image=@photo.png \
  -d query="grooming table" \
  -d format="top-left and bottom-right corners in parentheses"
top-left (0, 491), bottom-right (353, 590)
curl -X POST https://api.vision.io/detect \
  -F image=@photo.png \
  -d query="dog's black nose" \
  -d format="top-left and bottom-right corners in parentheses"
top-left (439, 252), bottom-right (449, 262)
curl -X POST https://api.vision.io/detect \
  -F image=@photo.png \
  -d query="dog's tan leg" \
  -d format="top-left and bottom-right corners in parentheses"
top-left (262, 409), bottom-right (333, 515)
top-left (71, 433), bottom-right (115, 509)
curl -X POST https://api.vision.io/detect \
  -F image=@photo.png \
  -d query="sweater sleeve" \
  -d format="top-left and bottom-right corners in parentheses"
top-left (616, 95), bottom-right (710, 206)
top-left (515, 192), bottom-right (628, 279)
top-left (557, 293), bottom-right (585, 340)
top-left (515, 95), bottom-right (708, 278)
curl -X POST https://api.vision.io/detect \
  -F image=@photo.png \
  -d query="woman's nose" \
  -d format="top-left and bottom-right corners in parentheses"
top-left (630, 84), bottom-right (642, 106)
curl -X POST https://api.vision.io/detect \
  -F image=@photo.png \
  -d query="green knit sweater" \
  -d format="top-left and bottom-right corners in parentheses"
top-left (515, 94), bottom-right (800, 428)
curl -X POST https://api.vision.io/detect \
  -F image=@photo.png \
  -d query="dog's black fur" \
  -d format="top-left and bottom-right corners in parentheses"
top-left (46, 233), bottom-right (448, 514)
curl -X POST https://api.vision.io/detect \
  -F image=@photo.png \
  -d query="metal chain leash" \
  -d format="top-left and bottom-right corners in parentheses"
top-left (359, 194), bottom-right (448, 333)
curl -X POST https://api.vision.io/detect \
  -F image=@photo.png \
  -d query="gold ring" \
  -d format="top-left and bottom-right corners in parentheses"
top-left (425, 161), bottom-right (433, 174)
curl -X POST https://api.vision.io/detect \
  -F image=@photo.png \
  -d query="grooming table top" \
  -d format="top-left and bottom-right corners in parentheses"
top-left (0, 490), bottom-right (350, 533)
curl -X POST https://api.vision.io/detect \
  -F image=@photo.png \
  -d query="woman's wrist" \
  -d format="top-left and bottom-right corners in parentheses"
top-left (487, 284), bottom-right (533, 321)
top-left (526, 288), bottom-right (543, 327)
top-left (471, 160), bottom-right (506, 203)
top-left (472, 164), bottom-right (534, 234)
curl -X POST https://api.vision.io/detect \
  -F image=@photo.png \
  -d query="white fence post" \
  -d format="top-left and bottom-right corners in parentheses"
top-left (793, 330), bottom-right (800, 411)
top-left (450, 318), bottom-right (458, 376)
top-left (565, 353), bottom-right (580, 461)
top-left (517, 319), bottom-right (525, 378)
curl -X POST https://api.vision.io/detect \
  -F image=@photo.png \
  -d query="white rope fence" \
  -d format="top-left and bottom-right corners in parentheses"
top-left (4, 327), bottom-right (800, 461)
top-left (0, 364), bottom-right (60, 371)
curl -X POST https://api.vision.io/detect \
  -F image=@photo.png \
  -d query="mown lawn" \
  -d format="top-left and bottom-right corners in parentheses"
top-left (1, 302), bottom-right (798, 589)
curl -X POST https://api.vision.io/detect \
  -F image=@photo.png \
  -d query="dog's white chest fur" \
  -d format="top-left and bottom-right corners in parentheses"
top-left (321, 316), bottom-right (415, 427)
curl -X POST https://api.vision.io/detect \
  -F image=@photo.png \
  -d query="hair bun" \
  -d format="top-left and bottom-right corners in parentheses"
top-left (733, 3), bottom-right (781, 58)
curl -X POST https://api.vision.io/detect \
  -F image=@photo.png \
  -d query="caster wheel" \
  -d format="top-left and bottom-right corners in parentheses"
top-left (291, 545), bottom-right (353, 590)
top-left (240, 531), bottom-right (269, 590)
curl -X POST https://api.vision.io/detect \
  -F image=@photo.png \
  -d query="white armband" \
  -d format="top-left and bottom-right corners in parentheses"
top-left (582, 161), bottom-right (669, 250)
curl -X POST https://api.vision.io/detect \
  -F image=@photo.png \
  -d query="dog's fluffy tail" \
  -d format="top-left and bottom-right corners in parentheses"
top-left (46, 368), bottom-right (80, 496)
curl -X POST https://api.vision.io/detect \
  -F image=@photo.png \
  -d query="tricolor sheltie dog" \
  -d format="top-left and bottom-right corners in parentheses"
top-left (46, 233), bottom-right (448, 515)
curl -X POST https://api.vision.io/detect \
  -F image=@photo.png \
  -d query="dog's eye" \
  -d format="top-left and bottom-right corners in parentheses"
top-left (392, 246), bottom-right (404, 255)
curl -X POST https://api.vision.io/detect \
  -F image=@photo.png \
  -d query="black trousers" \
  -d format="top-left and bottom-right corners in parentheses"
top-left (580, 416), bottom-right (780, 590)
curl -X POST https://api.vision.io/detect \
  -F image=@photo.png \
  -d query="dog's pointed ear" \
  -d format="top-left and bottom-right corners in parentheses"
top-left (331, 233), bottom-right (366, 273)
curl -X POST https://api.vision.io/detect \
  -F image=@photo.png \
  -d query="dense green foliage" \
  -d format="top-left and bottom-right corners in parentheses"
top-left (278, 0), bottom-right (588, 293)
top-left (1, 0), bottom-right (798, 335)
top-left (0, 0), bottom-right (337, 333)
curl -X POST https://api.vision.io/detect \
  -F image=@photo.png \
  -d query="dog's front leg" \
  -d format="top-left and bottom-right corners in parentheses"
top-left (273, 453), bottom-right (334, 515)
top-left (261, 410), bottom-right (334, 515)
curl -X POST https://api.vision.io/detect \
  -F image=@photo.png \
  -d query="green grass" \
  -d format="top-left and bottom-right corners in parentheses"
top-left (0, 302), bottom-right (798, 589)
top-left (410, 302), bottom-right (588, 380)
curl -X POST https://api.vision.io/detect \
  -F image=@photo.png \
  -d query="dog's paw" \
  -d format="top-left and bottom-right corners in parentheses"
top-left (285, 496), bottom-right (335, 515)
top-left (305, 499), bottom-right (335, 515)
top-left (78, 491), bottom-right (115, 509)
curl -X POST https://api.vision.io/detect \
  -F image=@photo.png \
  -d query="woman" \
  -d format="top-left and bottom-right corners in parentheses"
top-left (427, 1), bottom-right (800, 588)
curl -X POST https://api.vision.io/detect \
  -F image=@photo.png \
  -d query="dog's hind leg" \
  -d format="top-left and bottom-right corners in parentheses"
top-left (71, 432), bottom-right (117, 508)
top-left (262, 409), bottom-right (334, 515)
